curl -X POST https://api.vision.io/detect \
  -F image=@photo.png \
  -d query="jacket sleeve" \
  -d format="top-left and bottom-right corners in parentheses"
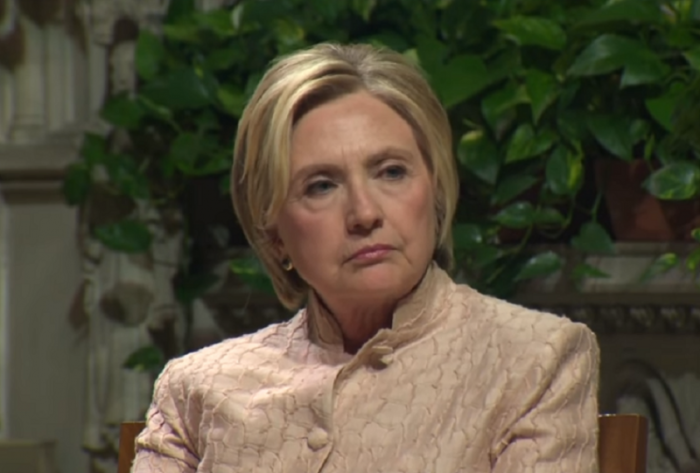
top-left (131, 361), bottom-right (200, 473)
top-left (491, 322), bottom-right (600, 473)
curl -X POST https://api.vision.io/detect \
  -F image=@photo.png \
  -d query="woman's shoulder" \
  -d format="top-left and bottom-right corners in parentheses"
top-left (159, 313), bottom-right (306, 388)
top-left (448, 283), bottom-right (597, 356)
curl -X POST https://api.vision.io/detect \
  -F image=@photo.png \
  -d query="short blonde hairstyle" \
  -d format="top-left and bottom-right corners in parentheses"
top-left (231, 43), bottom-right (459, 310)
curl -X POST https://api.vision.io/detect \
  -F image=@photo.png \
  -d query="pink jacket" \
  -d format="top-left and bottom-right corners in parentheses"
top-left (133, 264), bottom-right (600, 472)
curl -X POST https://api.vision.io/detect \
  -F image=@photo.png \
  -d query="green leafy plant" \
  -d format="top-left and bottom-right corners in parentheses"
top-left (62, 0), bottom-right (700, 370)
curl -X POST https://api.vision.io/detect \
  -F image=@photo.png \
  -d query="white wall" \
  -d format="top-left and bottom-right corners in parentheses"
top-left (0, 183), bottom-right (89, 473)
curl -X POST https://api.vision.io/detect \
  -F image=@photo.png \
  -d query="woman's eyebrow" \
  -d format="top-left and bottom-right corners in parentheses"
top-left (291, 163), bottom-right (341, 184)
top-left (291, 146), bottom-right (415, 183)
top-left (365, 146), bottom-right (414, 165)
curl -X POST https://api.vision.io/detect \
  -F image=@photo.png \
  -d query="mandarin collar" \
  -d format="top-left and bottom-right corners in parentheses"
top-left (304, 262), bottom-right (453, 351)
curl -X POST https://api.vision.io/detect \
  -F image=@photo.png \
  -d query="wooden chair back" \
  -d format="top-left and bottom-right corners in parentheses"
top-left (117, 414), bottom-right (648, 473)
top-left (598, 414), bottom-right (648, 473)
top-left (118, 422), bottom-right (147, 473)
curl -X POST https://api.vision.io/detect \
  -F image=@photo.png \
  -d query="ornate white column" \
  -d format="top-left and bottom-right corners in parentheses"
top-left (0, 2), bottom-right (107, 473)
top-left (0, 0), bottom-right (107, 145)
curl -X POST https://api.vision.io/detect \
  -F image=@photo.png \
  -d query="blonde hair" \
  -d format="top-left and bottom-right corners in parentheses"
top-left (231, 43), bottom-right (459, 310)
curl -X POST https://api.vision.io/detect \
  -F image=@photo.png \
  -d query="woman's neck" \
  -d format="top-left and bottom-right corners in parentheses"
top-left (308, 264), bottom-right (436, 354)
top-left (314, 294), bottom-right (395, 353)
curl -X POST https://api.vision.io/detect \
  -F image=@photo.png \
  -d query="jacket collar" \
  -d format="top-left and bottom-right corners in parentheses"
top-left (304, 262), bottom-right (454, 352)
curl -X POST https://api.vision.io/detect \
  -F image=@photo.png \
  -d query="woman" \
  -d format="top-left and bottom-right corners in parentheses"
top-left (132, 43), bottom-right (600, 472)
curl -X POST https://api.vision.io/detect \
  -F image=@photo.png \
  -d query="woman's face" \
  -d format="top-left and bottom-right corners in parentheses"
top-left (273, 91), bottom-right (437, 307)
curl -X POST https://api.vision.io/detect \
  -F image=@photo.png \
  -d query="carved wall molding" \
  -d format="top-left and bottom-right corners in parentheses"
top-left (201, 244), bottom-right (700, 336)
top-left (529, 304), bottom-right (700, 335)
top-left (512, 243), bottom-right (700, 334)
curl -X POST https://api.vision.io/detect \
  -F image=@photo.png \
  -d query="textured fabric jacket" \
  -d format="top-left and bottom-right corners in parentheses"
top-left (133, 264), bottom-right (600, 472)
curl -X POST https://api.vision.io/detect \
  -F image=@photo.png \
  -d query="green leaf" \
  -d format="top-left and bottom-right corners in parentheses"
top-left (219, 173), bottom-right (231, 196)
top-left (162, 22), bottom-right (201, 43)
top-left (620, 55), bottom-right (670, 88)
top-left (229, 256), bottom-right (275, 294)
top-left (571, 222), bottom-right (616, 255)
top-left (100, 94), bottom-right (145, 130)
top-left (686, 247), bottom-right (700, 272)
top-left (217, 85), bottom-right (247, 117)
top-left (683, 46), bottom-right (700, 70)
top-left (135, 30), bottom-right (165, 80)
top-left (93, 220), bottom-right (152, 253)
top-left (80, 133), bottom-right (108, 166)
top-left (365, 32), bottom-right (410, 53)
top-left (667, 25), bottom-right (697, 49)
top-left (639, 253), bottom-right (679, 283)
top-left (168, 133), bottom-right (200, 171)
top-left (165, 0), bottom-right (195, 24)
top-left (432, 55), bottom-right (495, 109)
top-left (196, 9), bottom-right (235, 36)
top-left (415, 34), bottom-right (449, 76)
top-left (505, 124), bottom-right (558, 163)
top-left (175, 272), bottom-right (219, 305)
top-left (493, 16), bottom-right (566, 51)
top-left (572, 263), bottom-right (609, 282)
top-left (305, 0), bottom-right (344, 21)
top-left (568, 34), bottom-right (665, 81)
top-left (452, 223), bottom-right (484, 250)
top-left (525, 69), bottom-right (559, 124)
top-left (644, 162), bottom-right (700, 200)
top-left (481, 82), bottom-right (529, 133)
top-left (137, 97), bottom-right (176, 130)
top-left (574, 0), bottom-right (661, 28)
top-left (168, 133), bottom-right (228, 176)
top-left (103, 154), bottom-right (150, 200)
top-left (545, 145), bottom-right (583, 196)
top-left (123, 345), bottom-right (165, 373)
top-left (140, 69), bottom-right (213, 110)
top-left (244, 72), bottom-right (264, 99)
top-left (645, 87), bottom-right (683, 132)
top-left (457, 130), bottom-right (499, 185)
top-left (494, 201), bottom-right (536, 229)
top-left (351, 0), bottom-right (377, 21)
top-left (557, 110), bottom-right (589, 142)
top-left (536, 207), bottom-right (566, 225)
top-left (471, 245), bottom-right (502, 271)
top-left (558, 81), bottom-right (580, 111)
top-left (204, 47), bottom-right (243, 71)
top-left (195, 109), bottom-right (220, 134)
top-left (587, 115), bottom-right (647, 160)
top-left (515, 251), bottom-right (564, 281)
top-left (644, 135), bottom-right (656, 161)
top-left (273, 18), bottom-right (305, 48)
top-left (492, 175), bottom-right (538, 206)
top-left (692, 228), bottom-right (700, 242)
top-left (62, 163), bottom-right (91, 206)
top-left (654, 135), bottom-right (683, 165)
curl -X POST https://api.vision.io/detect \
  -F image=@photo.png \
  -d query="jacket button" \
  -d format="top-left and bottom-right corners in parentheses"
top-left (371, 345), bottom-right (394, 368)
top-left (307, 427), bottom-right (330, 451)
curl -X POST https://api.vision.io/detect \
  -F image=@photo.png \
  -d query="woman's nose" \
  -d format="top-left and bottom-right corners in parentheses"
top-left (345, 183), bottom-right (382, 233)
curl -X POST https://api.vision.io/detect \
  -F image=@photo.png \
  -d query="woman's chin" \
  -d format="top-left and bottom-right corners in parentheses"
top-left (346, 262), bottom-right (406, 290)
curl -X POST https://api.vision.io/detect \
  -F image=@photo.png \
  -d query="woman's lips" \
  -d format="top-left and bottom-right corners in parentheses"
top-left (350, 244), bottom-right (395, 262)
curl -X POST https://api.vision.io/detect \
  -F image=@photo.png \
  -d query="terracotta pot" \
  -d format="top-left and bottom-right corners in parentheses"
top-left (595, 159), bottom-right (700, 241)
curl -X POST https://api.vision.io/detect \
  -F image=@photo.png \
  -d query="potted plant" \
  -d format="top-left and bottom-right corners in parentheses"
top-left (61, 0), bottom-right (700, 370)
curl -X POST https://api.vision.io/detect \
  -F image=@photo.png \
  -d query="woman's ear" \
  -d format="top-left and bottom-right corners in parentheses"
top-left (265, 226), bottom-right (287, 261)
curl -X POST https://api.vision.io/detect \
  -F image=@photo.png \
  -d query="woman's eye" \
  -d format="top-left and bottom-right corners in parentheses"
top-left (306, 180), bottom-right (335, 196)
top-left (382, 165), bottom-right (407, 180)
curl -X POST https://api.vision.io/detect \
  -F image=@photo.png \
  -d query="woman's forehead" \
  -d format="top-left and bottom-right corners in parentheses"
top-left (288, 92), bottom-right (420, 168)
